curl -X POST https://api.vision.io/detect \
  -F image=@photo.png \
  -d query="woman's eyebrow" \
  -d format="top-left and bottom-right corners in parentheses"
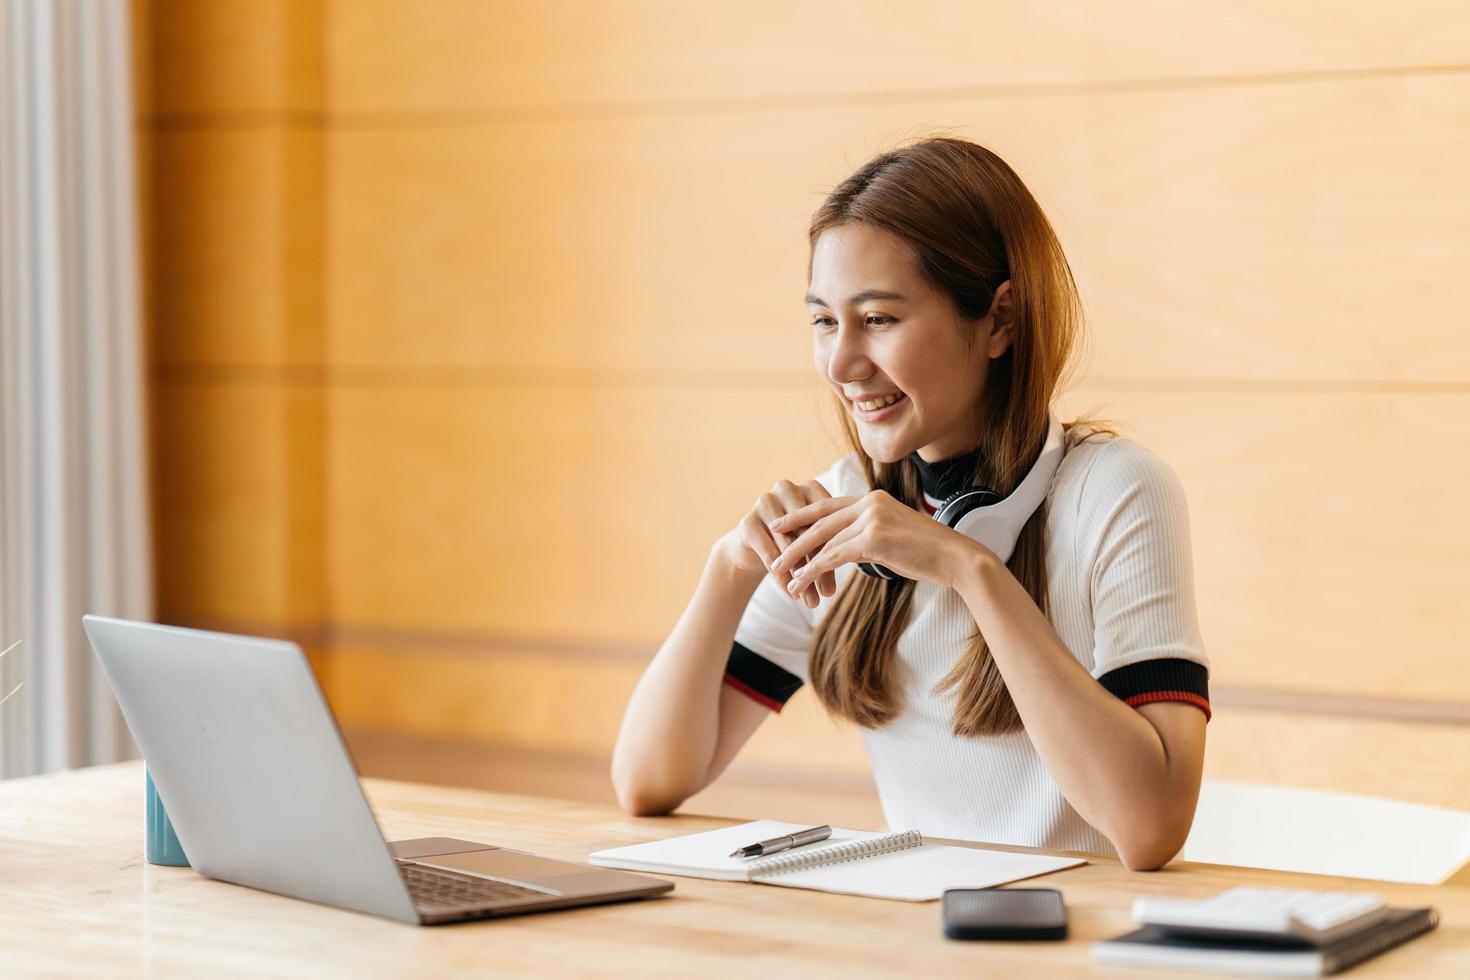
top-left (804, 289), bottom-right (907, 306)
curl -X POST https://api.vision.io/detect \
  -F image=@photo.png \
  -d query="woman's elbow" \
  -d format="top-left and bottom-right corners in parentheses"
top-left (1117, 844), bottom-right (1175, 873)
top-left (614, 784), bottom-right (680, 817)
top-left (609, 762), bottom-right (685, 817)
top-left (1114, 819), bottom-right (1192, 872)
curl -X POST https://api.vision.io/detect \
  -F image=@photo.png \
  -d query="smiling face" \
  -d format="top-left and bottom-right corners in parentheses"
top-left (807, 223), bottom-right (1014, 464)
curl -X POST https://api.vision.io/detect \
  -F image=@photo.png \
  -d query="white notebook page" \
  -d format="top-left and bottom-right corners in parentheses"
top-left (588, 819), bottom-right (1085, 900)
top-left (769, 841), bottom-right (1084, 901)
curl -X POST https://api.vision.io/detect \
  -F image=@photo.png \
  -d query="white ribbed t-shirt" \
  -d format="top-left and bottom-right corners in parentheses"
top-left (730, 428), bottom-right (1210, 854)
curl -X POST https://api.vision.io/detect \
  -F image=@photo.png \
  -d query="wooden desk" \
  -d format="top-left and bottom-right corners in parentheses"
top-left (2, 761), bottom-right (1465, 977)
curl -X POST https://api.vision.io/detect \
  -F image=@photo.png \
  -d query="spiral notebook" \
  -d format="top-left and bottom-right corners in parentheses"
top-left (588, 819), bottom-right (1085, 901)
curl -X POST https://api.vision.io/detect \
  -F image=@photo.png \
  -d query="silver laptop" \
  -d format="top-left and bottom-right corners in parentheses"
top-left (82, 615), bottom-right (673, 924)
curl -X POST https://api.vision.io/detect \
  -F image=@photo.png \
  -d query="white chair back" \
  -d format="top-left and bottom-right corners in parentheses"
top-left (1181, 781), bottom-right (1470, 884)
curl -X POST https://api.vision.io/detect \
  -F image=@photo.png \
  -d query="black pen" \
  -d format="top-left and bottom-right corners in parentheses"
top-left (729, 824), bottom-right (832, 858)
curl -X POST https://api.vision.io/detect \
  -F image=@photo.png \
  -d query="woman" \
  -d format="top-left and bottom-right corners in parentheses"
top-left (610, 137), bottom-right (1210, 871)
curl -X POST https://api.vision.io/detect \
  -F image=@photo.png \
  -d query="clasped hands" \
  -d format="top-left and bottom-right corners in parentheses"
top-left (767, 490), bottom-right (982, 597)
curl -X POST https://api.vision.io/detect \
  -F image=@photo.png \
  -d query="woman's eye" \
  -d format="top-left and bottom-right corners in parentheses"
top-left (810, 315), bottom-right (894, 329)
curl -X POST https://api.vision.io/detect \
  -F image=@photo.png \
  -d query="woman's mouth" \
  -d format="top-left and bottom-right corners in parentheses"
top-left (851, 392), bottom-right (907, 422)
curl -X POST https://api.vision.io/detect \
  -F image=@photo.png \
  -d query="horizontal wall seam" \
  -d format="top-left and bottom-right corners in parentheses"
top-left (168, 615), bottom-right (1470, 727)
top-left (344, 726), bottom-right (878, 793)
top-left (146, 363), bottom-right (1470, 394)
top-left (149, 363), bottom-right (819, 389)
top-left (1212, 687), bottom-right (1470, 726)
top-left (139, 61), bottom-right (1470, 132)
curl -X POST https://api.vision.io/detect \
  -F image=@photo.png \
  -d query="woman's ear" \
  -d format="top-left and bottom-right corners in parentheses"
top-left (985, 280), bottom-right (1015, 358)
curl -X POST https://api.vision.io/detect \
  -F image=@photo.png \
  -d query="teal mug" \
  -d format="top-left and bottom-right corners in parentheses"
top-left (145, 767), bottom-right (189, 866)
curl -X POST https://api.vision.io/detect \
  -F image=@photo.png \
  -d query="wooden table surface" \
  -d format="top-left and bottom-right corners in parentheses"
top-left (1, 761), bottom-right (1466, 978)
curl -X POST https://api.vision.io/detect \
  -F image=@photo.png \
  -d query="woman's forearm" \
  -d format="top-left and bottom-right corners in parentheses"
top-left (610, 543), bottom-right (762, 815)
top-left (949, 541), bottom-right (1197, 869)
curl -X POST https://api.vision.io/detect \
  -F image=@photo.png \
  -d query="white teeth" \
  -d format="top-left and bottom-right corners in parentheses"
top-left (856, 393), bottom-right (903, 411)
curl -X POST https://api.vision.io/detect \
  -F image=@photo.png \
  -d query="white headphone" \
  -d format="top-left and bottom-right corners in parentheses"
top-left (858, 412), bottom-right (1065, 580)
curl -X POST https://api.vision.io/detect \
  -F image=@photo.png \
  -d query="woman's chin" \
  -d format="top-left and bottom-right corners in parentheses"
top-left (859, 436), bottom-right (915, 466)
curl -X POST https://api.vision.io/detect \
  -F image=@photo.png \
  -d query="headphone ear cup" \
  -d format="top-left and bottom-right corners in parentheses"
top-left (858, 487), bottom-right (1002, 581)
top-left (934, 486), bottom-right (1003, 528)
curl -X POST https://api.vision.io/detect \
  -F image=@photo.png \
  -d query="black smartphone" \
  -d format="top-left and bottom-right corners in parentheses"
top-left (941, 887), bottom-right (1068, 941)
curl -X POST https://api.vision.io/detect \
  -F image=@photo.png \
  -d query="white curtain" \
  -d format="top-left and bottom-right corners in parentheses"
top-left (0, 0), bottom-right (151, 776)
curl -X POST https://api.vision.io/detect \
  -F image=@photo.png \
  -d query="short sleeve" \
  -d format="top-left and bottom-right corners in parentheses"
top-left (724, 452), bottom-right (862, 712)
top-left (725, 572), bottom-right (815, 712)
top-left (1079, 440), bottom-right (1212, 720)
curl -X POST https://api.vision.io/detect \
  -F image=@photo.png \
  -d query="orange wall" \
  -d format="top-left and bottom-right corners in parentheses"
top-left (136, 1), bottom-right (1470, 808)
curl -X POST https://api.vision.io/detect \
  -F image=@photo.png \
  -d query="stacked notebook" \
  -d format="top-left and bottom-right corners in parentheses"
top-left (1091, 887), bottom-right (1440, 976)
top-left (588, 818), bottom-right (1085, 902)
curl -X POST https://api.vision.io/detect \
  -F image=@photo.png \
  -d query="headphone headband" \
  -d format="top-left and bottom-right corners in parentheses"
top-left (949, 413), bottom-right (1064, 561)
top-left (858, 413), bottom-right (1065, 581)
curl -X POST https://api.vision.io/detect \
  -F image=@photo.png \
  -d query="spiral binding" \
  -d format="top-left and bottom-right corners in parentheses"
top-left (1330, 909), bottom-right (1439, 972)
top-left (748, 829), bottom-right (923, 877)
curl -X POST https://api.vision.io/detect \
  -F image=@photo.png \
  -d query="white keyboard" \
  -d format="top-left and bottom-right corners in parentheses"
top-left (1133, 887), bottom-right (1390, 946)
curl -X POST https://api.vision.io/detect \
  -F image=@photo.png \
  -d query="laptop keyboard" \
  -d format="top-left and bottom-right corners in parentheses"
top-left (399, 861), bottom-right (553, 914)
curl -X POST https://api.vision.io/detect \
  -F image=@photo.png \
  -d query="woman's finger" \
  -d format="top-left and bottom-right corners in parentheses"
top-left (738, 512), bottom-right (783, 573)
top-left (796, 480), bottom-right (833, 608)
top-left (787, 521), bottom-right (864, 595)
top-left (771, 509), bottom-right (852, 575)
top-left (764, 481), bottom-right (820, 604)
top-left (783, 488), bottom-right (853, 606)
top-left (769, 495), bottom-right (850, 534)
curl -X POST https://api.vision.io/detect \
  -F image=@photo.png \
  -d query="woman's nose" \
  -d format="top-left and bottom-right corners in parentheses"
top-left (825, 320), bottom-right (871, 382)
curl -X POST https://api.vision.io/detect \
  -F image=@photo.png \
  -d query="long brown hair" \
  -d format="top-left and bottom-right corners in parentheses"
top-left (806, 136), bottom-right (1112, 737)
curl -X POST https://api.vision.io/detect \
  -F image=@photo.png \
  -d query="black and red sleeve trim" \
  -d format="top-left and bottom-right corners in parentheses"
top-left (723, 641), bottom-right (804, 713)
top-left (1097, 658), bottom-right (1211, 722)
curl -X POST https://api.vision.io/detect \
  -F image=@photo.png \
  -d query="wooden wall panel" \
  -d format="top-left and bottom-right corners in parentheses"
top-left (341, 730), bottom-right (887, 830)
top-left (344, 701), bottom-right (1470, 819)
top-left (154, 381), bottom-right (323, 629)
top-left (326, 382), bottom-right (838, 638)
top-left (329, 641), bottom-right (871, 775)
top-left (149, 0), bottom-right (321, 116)
top-left (325, 0), bottom-right (1470, 114)
top-left (1205, 709), bottom-right (1470, 813)
top-left (327, 382), bottom-right (1469, 701)
top-left (327, 73), bottom-right (1470, 382)
top-left (143, 2), bottom-right (326, 666)
top-left (325, 117), bottom-right (819, 374)
top-left (153, 127), bottom-right (321, 367)
top-left (140, 1), bottom-right (1470, 820)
